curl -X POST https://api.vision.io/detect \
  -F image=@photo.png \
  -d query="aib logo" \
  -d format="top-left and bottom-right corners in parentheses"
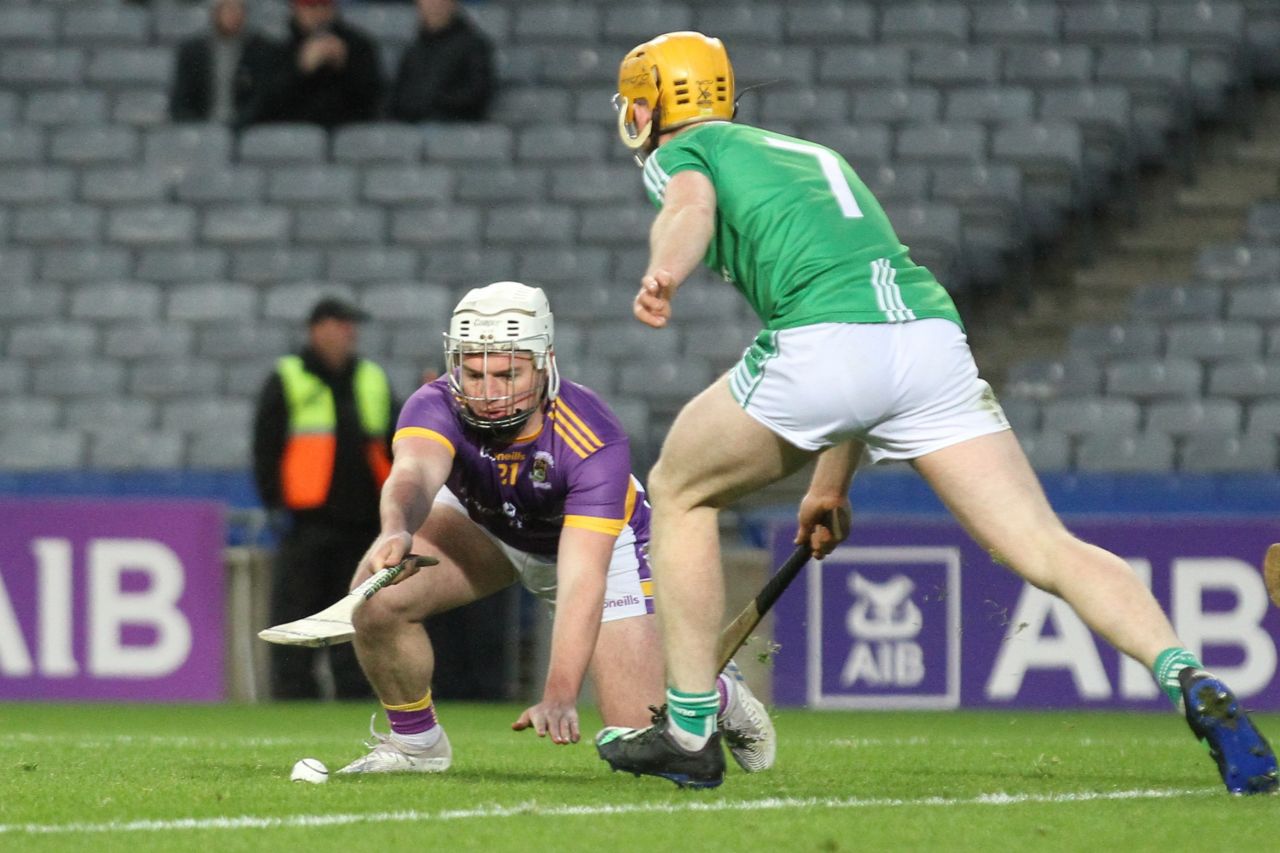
top-left (809, 547), bottom-right (960, 709)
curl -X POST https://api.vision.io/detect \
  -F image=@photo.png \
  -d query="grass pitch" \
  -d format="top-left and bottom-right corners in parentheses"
top-left (1, 702), bottom-right (1276, 851)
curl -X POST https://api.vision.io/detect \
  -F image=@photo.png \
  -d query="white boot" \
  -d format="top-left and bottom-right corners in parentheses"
top-left (337, 714), bottom-right (452, 774)
top-left (717, 660), bottom-right (776, 772)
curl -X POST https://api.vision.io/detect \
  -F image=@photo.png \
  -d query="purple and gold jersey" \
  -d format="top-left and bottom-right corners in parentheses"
top-left (394, 377), bottom-right (651, 557)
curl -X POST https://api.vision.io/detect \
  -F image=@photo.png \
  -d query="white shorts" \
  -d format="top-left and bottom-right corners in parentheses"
top-left (729, 319), bottom-right (1010, 463)
top-left (434, 487), bottom-right (653, 622)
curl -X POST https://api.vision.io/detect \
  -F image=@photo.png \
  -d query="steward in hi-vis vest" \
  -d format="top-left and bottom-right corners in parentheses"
top-left (252, 297), bottom-right (399, 700)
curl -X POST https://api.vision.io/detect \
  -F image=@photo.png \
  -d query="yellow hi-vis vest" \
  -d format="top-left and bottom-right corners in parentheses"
top-left (276, 355), bottom-right (392, 510)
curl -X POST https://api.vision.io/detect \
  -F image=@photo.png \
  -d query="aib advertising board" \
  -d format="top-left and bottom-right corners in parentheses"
top-left (770, 516), bottom-right (1280, 710)
top-left (0, 499), bottom-right (225, 701)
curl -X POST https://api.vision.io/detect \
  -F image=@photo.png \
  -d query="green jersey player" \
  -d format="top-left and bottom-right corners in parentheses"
top-left (595, 31), bottom-right (1276, 795)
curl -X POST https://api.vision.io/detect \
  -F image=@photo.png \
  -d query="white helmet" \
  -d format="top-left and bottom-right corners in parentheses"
top-left (444, 281), bottom-right (560, 434)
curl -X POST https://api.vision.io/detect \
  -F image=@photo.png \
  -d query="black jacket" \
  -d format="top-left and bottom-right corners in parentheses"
top-left (257, 18), bottom-right (384, 129)
top-left (252, 348), bottom-right (396, 529)
top-left (169, 32), bottom-right (282, 128)
top-left (388, 13), bottom-right (495, 123)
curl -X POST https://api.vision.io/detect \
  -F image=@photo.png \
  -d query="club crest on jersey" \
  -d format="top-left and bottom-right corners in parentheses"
top-left (530, 450), bottom-right (554, 489)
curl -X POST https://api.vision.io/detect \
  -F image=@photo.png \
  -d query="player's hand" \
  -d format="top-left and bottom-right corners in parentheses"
top-left (350, 531), bottom-right (415, 589)
top-left (634, 270), bottom-right (676, 328)
top-left (794, 496), bottom-right (851, 560)
top-left (511, 697), bottom-right (580, 745)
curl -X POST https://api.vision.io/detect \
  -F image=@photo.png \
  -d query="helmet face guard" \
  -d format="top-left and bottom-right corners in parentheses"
top-left (615, 31), bottom-right (734, 154)
top-left (444, 282), bottom-right (560, 436)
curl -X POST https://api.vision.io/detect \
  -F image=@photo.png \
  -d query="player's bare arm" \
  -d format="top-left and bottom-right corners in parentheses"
top-left (512, 525), bottom-right (613, 745)
top-left (352, 435), bottom-right (453, 587)
top-left (795, 441), bottom-right (861, 558)
top-left (635, 170), bottom-right (717, 328)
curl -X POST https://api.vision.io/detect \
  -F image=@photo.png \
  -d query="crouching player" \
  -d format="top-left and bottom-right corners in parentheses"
top-left (337, 281), bottom-right (773, 781)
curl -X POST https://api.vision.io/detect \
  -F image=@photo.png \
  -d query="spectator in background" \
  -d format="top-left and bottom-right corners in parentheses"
top-left (387, 0), bottom-right (495, 123)
top-left (257, 0), bottom-right (384, 128)
top-left (169, 0), bottom-right (280, 128)
top-left (253, 298), bottom-right (398, 700)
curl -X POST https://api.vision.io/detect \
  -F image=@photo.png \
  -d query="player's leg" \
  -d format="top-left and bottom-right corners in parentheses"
top-left (646, 377), bottom-right (811, 698)
top-left (341, 503), bottom-right (518, 774)
top-left (913, 429), bottom-right (1278, 793)
top-left (589, 612), bottom-right (665, 728)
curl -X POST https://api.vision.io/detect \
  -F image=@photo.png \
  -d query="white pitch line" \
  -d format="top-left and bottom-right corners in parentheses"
top-left (0, 787), bottom-right (1216, 836)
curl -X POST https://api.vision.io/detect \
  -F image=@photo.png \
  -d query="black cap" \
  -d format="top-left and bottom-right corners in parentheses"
top-left (308, 297), bottom-right (369, 325)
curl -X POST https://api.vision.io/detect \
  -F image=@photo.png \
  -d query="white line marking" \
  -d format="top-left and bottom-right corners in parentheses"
top-left (0, 788), bottom-right (1216, 835)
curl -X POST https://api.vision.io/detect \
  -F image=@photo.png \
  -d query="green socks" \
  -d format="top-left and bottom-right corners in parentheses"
top-left (666, 687), bottom-right (719, 746)
top-left (1153, 647), bottom-right (1203, 708)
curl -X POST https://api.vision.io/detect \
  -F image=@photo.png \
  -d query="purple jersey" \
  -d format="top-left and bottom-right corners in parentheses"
top-left (394, 377), bottom-right (652, 557)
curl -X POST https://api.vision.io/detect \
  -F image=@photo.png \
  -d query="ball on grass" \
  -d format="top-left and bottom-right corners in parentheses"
top-left (290, 758), bottom-right (328, 784)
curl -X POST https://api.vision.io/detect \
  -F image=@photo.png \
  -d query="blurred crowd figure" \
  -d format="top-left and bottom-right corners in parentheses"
top-left (169, 0), bottom-right (494, 129)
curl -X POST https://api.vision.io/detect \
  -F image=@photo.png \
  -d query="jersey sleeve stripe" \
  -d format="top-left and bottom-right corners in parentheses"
top-left (552, 402), bottom-right (604, 449)
top-left (392, 426), bottom-right (456, 456)
top-left (563, 514), bottom-right (626, 536)
top-left (624, 477), bottom-right (638, 523)
top-left (552, 423), bottom-right (591, 458)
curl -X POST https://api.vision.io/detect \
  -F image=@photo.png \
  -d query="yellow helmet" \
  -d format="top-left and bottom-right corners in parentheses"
top-left (615, 31), bottom-right (734, 151)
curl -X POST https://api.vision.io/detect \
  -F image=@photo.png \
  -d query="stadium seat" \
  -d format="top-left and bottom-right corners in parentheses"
top-left (332, 124), bottom-right (425, 164)
top-left (86, 47), bottom-right (172, 89)
top-left (40, 246), bottom-right (132, 283)
top-left (91, 429), bottom-right (185, 470)
top-left (33, 360), bottom-right (127, 399)
top-left (1095, 45), bottom-right (1192, 162)
top-left (991, 120), bottom-right (1085, 231)
top-left (879, 2), bottom-right (971, 44)
top-left (1147, 398), bottom-right (1243, 437)
top-left (515, 4), bottom-right (602, 42)
top-left (896, 122), bottom-right (986, 165)
top-left (518, 124), bottom-right (608, 163)
top-left (201, 205), bottom-right (291, 246)
top-left (144, 124), bottom-right (234, 179)
top-left (0, 47), bottom-right (84, 89)
top-left (1068, 321), bottom-right (1162, 360)
top-left (296, 206), bottom-right (386, 245)
top-left (1208, 360), bottom-right (1280, 399)
top-left (491, 86), bottom-right (574, 126)
top-left (1195, 243), bottom-right (1280, 283)
top-left (342, 3), bottom-right (420, 48)
top-left (267, 165), bottom-right (359, 204)
top-left (0, 127), bottom-right (46, 165)
top-left (0, 7), bottom-right (57, 46)
top-left (818, 45), bottom-right (910, 85)
top-left (761, 87), bottom-right (850, 125)
top-left (112, 89), bottom-right (171, 128)
top-left (107, 205), bottom-right (199, 247)
top-left (361, 165), bottom-right (453, 205)
top-left (1077, 432), bottom-right (1176, 473)
top-left (1001, 397), bottom-right (1042, 433)
top-left (1105, 357), bottom-right (1203, 400)
top-left (0, 398), bottom-right (59, 430)
top-left (103, 322), bottom-right (195, 361)
top-left (860, 163), bottom-right (931, 202)
top-left (14, 204), bottom-right (102, 244)
top-left (136, 247), bottom-right (229, 282)
top-left (196, 323), bottom-right (292, 360)
top-left (263, 283), bottom-right (357, 323)
top-left (944, 86), bottom-right (1036, 124)
top-left (1165, 320), bottom-right (1263, 362)
top-left (8, 321), bottom-right (98, 360)
top-left (1129, 280), bottom-right (1223, 321)
top-left (167, 282), bottom-right (258, 323)
top-left (1246, 400), bottom-right (1280, 436)
top-left (972, 1), bottom-right (1061, 43)
top-left (50, 125), bottom-right (140, 166)
top-left (70, 280), bottom-right (163, 321)
top-left (176, 167), bottom-right (266, 205)
top-left (0, 166), bottom-right (75, 203)
top-left (854, 87), bottom-right (943, 125)
top-left (0, 283), bottom-right (64, 321)
top-left (359, 282), bottom-right (452, 323)
top-left (785, 2), bottom-right (876, 43)
top-left (238, 124), bottom-right (328, 164)
top-left (911, 46), bottom-right (1002, 87)
top-left (231, 247), bottom-right (324, 283)
top-left (160, 398), bottom-right (254, 435)
top-left (422, 123), bottom-right (514, 162)
top-left (63, 398), bottom-right (157, 433)
top-left (81, 167), bottom-right (171, 204)
top-left (487, 205), bottom-right (575, 245)
top-left (465, 2), bottom-right (509, 41)
top-left (153, 2), bottom-right (206, 42)
top-left (24, 89), bottom-right (109, 126)
top-left (1180, 432), bottom-right (1278, 472)
top-left (1003, 45), bottom-right (1094, 87)
top-left (602, 4), bottom-right (694, 42)
top-left (880, 200), bottom-right (965, 290)
top-left (1244, 201), bottom-right (1280, 244)
top-left (392, 207), bottom-right (482, 246)
top-left (1063, 2), bottom-right (1154, 43)
top-left (455, 166), bottom-right (545, 204)
top-left (1042, 396), bottom-right (1141, 436)
top-left (327, 247), bottom-right (419, 282)
top-left (557, 287), bottom-right (642, 324)
top-left (0, 430), bottom-right (86, 471)
top-left (130, 360), bottom-right (221, 399)
top-left (548, 164), bottom-right (640, 204)
top-left (806, 123), bottom-right (894, 170)
top-left (517, 247), bottom-right (611, 288)
top-left (223, 357), bottom-right (278, 397)
top-left (1018, 429), bottom-right (1073, 471)
top-left (420, 247), bottom-right (516, 286)
top-left (61, 6), bottom-right (150, 45)
top-left (619, 358), bottom-right (715, 407)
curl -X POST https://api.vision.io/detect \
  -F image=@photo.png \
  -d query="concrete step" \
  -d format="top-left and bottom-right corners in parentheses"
top-left (1072, 252), bottom-right (1196, 290)
top-left (1114, 215), bottom-right (1244, 253)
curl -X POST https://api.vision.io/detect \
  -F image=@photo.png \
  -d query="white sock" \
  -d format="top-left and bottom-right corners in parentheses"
top-left (666, 719), bottom-right (712, 752)
top-left (390, 724), bottom-right (442, 752)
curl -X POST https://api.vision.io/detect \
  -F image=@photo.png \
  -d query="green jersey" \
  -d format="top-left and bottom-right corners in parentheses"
top-left (642, 121), bottom-right (963, 331)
